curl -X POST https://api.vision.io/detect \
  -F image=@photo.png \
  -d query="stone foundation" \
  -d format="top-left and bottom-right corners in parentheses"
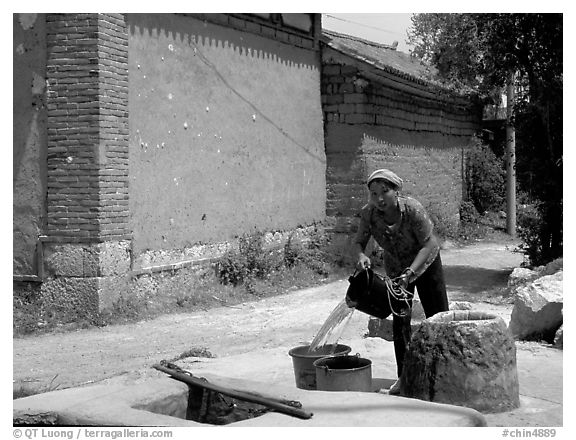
top-left (40, 241), bottom-right (131, 321)
top-left (34, 225), bottom-right (327, 323)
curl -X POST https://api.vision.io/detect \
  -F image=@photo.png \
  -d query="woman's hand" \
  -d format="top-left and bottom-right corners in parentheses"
top-left (396, 268), bottom-right (414, 289)
top-left (357, 253), bottom-right (371, 271)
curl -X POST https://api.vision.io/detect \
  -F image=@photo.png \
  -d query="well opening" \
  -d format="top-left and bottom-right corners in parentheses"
top-left (427, 310), bottom-right (500, 324)
top-left (134, 387), bottom-right (270, 425)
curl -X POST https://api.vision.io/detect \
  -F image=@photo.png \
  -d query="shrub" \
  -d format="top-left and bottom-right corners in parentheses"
top-left (465, 140), bottom-right (506, 213)
top-left (459, 200), bottom-right (479, 225)
top-left (456, 199), bottom-right (491, 241)
top-left (215, 233), bottom-right (285, 289)
top-left (423, 200), bottom-right (459, 240)
top-left (284, 233), bottom-right (331, 276)
top-left (517, 202), bottom-right (548, 266)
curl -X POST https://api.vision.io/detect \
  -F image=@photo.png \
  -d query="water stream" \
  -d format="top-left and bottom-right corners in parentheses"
top-left (307, 299), bottom-right (355, 354)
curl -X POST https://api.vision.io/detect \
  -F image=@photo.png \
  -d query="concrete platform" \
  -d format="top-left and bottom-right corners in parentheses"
top-left (13, 339), bottom-right (487, 427)
top-left (13, 370), bottom-right (486, 427)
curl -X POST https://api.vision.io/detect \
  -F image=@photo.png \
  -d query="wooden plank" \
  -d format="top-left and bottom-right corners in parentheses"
top-left (153, 363), bottom-right (313, 420)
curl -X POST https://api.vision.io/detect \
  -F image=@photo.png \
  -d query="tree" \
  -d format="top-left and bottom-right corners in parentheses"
top-left (408, 13), bottom-right (562, 264)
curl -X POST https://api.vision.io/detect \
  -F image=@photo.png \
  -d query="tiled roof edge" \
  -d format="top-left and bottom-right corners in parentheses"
top-left (322, 40), bottom-right (433, 87)
top-left (321, 30), bottom-right (473, 98)
top-left (322, 29), bottom-right (398, 50)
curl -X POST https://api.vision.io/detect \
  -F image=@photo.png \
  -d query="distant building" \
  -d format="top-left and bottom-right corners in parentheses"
top-left (320, 30), bottom-right (483, 238)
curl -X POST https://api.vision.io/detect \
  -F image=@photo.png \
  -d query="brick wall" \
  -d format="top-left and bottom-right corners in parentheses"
top-left (40, 13), bottom-right (131, 320)
top-left (183, 13), bottom-right (320, 50)
top-left (45, 13), bottom-right (129, 243)
top-left (322, 61), bottom-right (480, 148)
top-left (321, 50), bottom-right (481, 236)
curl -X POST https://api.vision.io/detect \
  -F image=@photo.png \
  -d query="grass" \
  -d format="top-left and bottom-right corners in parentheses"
top-left (13, 375), bottom-right (61, 399)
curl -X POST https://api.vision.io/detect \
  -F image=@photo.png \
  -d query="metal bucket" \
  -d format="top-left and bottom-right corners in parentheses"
top-left (313, 354), bottom-right (372, 392)
top-left (288, 344), bottom-right (351, 390)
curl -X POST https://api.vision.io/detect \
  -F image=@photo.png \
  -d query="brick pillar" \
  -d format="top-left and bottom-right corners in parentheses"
top-left (41, 13), bottom-right (130, 321)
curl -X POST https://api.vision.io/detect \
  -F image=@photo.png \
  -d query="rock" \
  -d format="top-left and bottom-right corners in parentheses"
top-left (507, 267), bottom-right (538, 292)
top-left (554, 324), bottom-right (563, 349)
top-left (540, 258), bottom-right (563, 276)
top-left (449, 301), bottom-right (473, 310)
top-left (508, 271), bottom-right (563, 343)
top-left (400, 310), bottom-right (520, 413)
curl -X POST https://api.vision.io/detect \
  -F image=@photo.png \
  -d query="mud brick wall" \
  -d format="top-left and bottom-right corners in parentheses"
top-left (126, 13), bottom-right (325, 261)
top-left (321, 50), bottom-right (482, 235)
top-left (13, 13), bottom-right (48, 277)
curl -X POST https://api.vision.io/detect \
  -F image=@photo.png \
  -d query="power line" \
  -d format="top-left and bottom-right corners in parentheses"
top-left (323, 14), bottom-right (408, 37)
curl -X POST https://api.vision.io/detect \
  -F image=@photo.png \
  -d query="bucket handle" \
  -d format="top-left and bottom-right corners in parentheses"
top-left (349, 268), bottom-right (374, 296)
top-left (320, 354), bottom-right (361, 375)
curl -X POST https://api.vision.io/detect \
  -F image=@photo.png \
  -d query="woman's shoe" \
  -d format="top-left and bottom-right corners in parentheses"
top-left (388, 379), bottom-right (402, 395)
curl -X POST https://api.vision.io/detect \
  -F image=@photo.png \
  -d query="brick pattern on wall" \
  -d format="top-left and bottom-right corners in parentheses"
top-left (97, 14), bottom-right (130, 240)
top-left (321, 62), bottom-right (480, 140)
top-left (181, 13), bottom-right (320, 50)
top-left (45, 13), bottom-right (129, 243)
top-left (322, 56), bottom-right (481, 234)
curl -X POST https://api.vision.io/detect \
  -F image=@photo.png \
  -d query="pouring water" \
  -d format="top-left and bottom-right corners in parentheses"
top-left (307, 299), bottom-right (355, 354)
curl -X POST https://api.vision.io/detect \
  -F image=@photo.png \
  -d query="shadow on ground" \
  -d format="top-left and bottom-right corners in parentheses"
top-left (444, 265), bottom-right (513, 294)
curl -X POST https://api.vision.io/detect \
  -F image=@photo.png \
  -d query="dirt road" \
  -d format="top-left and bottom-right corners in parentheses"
top-left (12, 240), bottom-right (563, 426)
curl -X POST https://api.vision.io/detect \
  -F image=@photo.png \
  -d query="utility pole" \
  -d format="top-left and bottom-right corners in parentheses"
top-left (506, 72), bottom-right (517, 236)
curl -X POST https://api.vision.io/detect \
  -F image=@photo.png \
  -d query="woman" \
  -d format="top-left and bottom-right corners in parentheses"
top-left (346, 169), bottom-right (449, 395)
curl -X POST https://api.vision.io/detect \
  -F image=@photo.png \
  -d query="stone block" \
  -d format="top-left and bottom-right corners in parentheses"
top-left (43, 244), bottom-right (88, 277)
top-left (400, 311), bottom-right (520, 413)
top-left (98, 240), bottom-right (131, 276)
top-left (41, 277), bottom-right (100, 322)
top-left (43, 241), bottom-right (130, 278)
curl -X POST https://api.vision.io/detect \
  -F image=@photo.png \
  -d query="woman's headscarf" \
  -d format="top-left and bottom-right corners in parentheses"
top-left (367, 169), bottom-right (403, 191)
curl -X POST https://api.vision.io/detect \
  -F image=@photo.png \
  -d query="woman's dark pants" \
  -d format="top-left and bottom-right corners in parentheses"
top-left (392, 253), bottom-right (449, 377)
